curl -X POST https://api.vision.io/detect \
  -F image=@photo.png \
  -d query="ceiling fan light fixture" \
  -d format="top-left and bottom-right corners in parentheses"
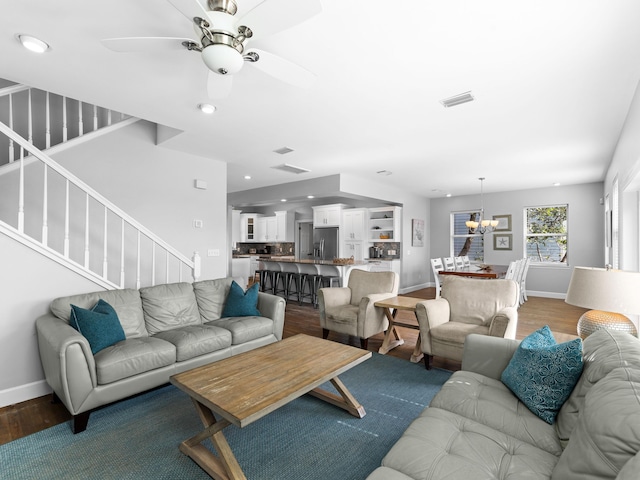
top-left (202, 44), bottom-right (244, 75)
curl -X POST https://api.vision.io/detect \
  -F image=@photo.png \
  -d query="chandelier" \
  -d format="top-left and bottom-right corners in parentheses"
top-left (466, 177), bottom-right (499, 234)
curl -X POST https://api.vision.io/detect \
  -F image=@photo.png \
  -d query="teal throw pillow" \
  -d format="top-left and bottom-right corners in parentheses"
top-left (501, 325), bottom-right (583, 424)
top-left (70, 299), bottom-right (126, 355)
top-left (222, 281), bottom-right (261, 317)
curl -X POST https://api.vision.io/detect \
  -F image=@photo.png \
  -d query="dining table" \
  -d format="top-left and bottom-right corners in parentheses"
top-left (438, 264), bottom-right (509, 279)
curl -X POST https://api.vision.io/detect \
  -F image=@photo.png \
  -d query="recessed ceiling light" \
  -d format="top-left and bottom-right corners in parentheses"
top-left (280, 199), bottom-right (287, 202)
top-left (17, 34), bottom-right (49, 53)
top-left (445, 193), bottom-right (452, 197)
top-left (307, 195), bottom-right (315, 199)
top-left (553, 182), bottom-right (561, 187)
top-left (244, 175), bottom-right (251, 180)
top-left (197, 103), bottom-right (216, 114)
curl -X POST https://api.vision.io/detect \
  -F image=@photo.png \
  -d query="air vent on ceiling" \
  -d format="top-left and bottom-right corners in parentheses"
top-left (440, 91), bottom-right (474, 108)
top-left (273, 147), bottom-right (295, 155)
top-left (271, 163), bottom-right (310, 174)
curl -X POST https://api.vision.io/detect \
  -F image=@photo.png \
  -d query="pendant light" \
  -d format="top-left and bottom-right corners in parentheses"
top-left (466, 177), bottom-right (499, 234)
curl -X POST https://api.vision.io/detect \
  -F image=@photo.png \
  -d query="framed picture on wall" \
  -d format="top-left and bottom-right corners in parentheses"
top-left (412, 219), bottom-right (424, 247)
top-left (493, 234), bottom-right (512, 251)
top-left (492, 214), bottom-right (512, 232)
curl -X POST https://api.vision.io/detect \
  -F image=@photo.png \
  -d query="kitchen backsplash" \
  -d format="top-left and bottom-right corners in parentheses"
top-left (235, 242), bottom-right (295, 255)
top-left (371, 242), bottom-right (401, 259)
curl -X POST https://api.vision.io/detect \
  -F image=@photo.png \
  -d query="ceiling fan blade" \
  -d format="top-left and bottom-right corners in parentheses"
top-left (237, 0), bottom-right (322, 40)
top-left (207, 71), bottom-right (234, 99)
top-left (166, 0), bottom-right (209, 22)
top-left (101, 37), bottom-right (194, 53)
top-left (247, 49), bottom-right (316, 88)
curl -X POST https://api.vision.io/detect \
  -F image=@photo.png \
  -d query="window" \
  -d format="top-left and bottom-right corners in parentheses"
top-left (451, 211), bottom-right (484, 262)
top-left (525, 205), bottom-right (567, 264)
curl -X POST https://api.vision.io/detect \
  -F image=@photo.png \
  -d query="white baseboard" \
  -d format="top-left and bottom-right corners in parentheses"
top-left (399, 282), bottom-right (432, 294)
top-left (0, 380), bottom-right (51, 408)
top-left (527, 290), bottom-right (566, 300)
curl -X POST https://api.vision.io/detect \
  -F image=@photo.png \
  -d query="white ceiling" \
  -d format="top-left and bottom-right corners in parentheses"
top-left (3, 0), bottom-right (640, 200)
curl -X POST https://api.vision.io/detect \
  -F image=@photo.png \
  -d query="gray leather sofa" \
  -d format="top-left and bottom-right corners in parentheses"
top-left (36, 277), bottom-right (285, 433)
top-left (367, 329), bottom-right (640, 480)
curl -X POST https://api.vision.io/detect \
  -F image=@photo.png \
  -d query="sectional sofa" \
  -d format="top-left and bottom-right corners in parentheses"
top-left (368, 329), bottom-right (640, 479)
top-left (35, 277), bottom-right (285, 433)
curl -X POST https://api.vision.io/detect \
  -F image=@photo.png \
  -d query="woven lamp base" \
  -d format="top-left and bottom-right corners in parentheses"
top-left (576, 310), bottom-right (638, 340)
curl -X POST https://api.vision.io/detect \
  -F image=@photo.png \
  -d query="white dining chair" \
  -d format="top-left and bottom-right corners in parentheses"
top-left (454, 256), bottom-right (464, 270)
top-left (443, 257), bottom-right (455, 271)
top-left (462, 255), bottom-right (471, 267)
top-left (430, 258), bottom-right (444, 297)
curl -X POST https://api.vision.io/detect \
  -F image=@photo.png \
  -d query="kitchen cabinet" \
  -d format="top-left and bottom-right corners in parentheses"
top-left (274, 211), bottom-right (295, 242)
top-left (343, 208), bottom-right (367, 241)
top-left (343, 241), bottom-right (364, 262)
top-left (367, 259), bottom-right (401, 276)
top-left (240, 213), bottom-right (263, 242)
top-left (368, 206), bottom-right (402, 242)
top-left (313, 204), bottom-right (347, 227)
top-left (255, 217), bottom-right (275, 242)
top-left (231, 210), bottom-right (241, 246)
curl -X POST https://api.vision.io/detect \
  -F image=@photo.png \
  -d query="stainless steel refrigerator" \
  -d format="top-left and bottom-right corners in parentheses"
top-left (313, 227), bottom-right (339, 261)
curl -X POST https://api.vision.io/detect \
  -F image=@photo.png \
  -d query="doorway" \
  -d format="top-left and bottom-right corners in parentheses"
top-left (297, 221), bottom-right (314, 260)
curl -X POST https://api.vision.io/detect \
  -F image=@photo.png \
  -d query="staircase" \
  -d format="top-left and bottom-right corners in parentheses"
top-left (0, 83), bottom-right (200, 289)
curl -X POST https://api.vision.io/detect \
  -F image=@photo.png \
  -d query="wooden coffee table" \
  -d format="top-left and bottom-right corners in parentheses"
top-left (170, 334), bottom-right (371, 480)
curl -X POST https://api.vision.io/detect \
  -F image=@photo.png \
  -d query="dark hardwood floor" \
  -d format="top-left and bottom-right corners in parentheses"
top-left (0, 288), bottom-right (587, 446)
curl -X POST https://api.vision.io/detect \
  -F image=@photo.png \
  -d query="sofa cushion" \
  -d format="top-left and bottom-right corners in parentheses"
top-left (430, 370), bottom-right (563, 455)
top-left (617, 451), bottom-right (640, 480)
top-left (70, 300), bottom-right (126, 355)
top-left (193, 277), bottom-right (233, 322)
top-left (208, 316), bottom-right (275, 345)
top-left (222, 281), bottom-right (261, 317)
top-left (139, 282), bottom-right (201, 335)
top-left (555, 329), bottom-right (640, 446)
top-left (94, 337), bottom-right (176, 385)
top-left (380, 407), bottom-right (559, 479)
top-left (501, 325), bottom-right (583, 424)
top-left (551, 366), bottom-right (640, 480)
top-left (153, 325), bottom-right (232, 361)
top-left (51, 288), bottom-right (147, 338)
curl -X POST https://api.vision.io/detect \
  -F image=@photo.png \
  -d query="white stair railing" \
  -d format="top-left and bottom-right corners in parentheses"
top-left (0, 120), bottom-right (200, 289)
top-left (0, 84), bottom-right (129, 166)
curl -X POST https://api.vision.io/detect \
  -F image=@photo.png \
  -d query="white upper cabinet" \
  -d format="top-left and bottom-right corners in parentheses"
top-left (312, 204), bottom-right (346, 227)
top-left (343, 209), bottom-right (367, 241)
top-left (274, 211), bottom-right (295, 242)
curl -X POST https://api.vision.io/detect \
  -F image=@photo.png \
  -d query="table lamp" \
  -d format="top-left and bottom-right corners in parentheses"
top-left (565, 266), bottom-right (640, 339)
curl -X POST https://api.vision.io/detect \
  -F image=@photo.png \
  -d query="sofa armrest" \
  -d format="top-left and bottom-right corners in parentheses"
top-left (415, 298), bottom-right (450, 355)
top-left (35, 314), bottom-right (97, 414)
top-left (257, 292), bottom-right (286, 341)
top-left (489, 306), bottom-right (519, 339)
top-left (461, 334), bottom-right (520, 380)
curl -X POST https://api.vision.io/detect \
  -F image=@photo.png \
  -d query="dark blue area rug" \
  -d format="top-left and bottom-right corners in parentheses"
top-left (1, 352), bottom-right (451, 480)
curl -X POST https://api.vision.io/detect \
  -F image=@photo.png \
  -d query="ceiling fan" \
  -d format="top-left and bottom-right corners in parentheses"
top-left (101, 0), bottom-right (321, 99)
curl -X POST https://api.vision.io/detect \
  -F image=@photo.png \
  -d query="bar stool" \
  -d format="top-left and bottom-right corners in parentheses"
top-left (280, 262), bottom-right (302, 301)
top-left (298, 264), bottom-right (322, 306)
top-left (263, 261), bottom-right (280, 294)
top-left (256, 260), bottom-right (272, 292)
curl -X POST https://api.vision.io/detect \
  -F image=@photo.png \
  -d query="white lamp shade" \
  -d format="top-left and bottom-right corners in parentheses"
top-left (201, 44), bottom-right (244, 75)
top-left (565, 266), bottom-right (640, 314)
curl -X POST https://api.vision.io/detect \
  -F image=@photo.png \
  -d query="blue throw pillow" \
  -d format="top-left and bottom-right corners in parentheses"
top-left (70, 299), bottom-right (126, 355)
top-left (222, 281), bottom-right (261, 317)
top-left (501, 325), bottom-right (583, 424)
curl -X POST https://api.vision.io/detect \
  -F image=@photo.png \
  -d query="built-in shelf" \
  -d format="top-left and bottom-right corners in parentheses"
top-left (368, 206), bottom-right (402, 242)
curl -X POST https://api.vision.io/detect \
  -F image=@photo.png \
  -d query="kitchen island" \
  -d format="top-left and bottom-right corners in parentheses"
top-left (260, 258), bottom-right (371, 290)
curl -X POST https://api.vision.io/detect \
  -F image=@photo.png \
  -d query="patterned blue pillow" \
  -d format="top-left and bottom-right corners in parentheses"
top-left (222, 281), bottom-right (261, 317)
top-left (70, 299), bottom-right (126, 355)
top-left (501, 325), bottom-right (583, 424)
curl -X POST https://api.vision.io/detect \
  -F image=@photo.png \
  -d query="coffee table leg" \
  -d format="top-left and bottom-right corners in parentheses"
top-left (309, 376), bottom-right (366, 418)
top-left (179, 398), bottom-right (247, 480)
top-left (378, 308), bottom-right (405, 354)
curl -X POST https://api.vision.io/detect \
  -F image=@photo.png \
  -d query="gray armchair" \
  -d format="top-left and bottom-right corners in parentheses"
top-left (416, 275), bottom-right (519, 368)
top-left (318, 269), bottom-right (399, 349)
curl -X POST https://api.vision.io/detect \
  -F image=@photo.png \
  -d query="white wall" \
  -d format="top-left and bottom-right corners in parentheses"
top-left (0, 120), bottom-right (229, 406)
top-left (430, 182), bottom-right (604, 297)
